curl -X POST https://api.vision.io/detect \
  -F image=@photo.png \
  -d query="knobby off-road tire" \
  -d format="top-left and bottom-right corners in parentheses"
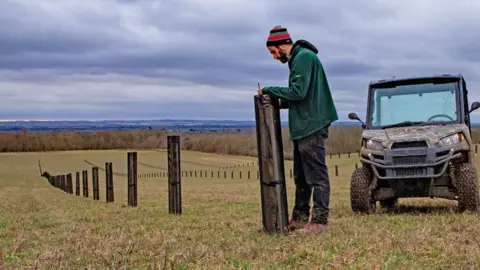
top-left (456, 163), bottom-right (480, 212)
top-left (350, 166), bottom-right (376, 214)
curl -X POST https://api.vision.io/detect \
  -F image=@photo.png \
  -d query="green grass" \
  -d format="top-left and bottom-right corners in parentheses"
top-left (1, 149), bottom-right (480, 269)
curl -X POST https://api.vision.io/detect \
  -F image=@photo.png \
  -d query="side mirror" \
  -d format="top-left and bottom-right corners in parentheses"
top-left (348, 112), bottom-right (366, 128)
top-left (469, 101), bottom-right (480, 113)
top-left (348, 112), bottom-right (360, 121)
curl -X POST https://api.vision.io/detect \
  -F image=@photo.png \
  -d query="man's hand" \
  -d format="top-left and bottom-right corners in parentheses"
top-left (257, 88), bottom-right (263, 95)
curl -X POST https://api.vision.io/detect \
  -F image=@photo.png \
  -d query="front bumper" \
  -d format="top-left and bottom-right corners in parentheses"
top-left (361, 146), bottom-right (462, 180)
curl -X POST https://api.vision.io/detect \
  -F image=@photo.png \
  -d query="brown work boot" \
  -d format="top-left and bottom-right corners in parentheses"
top-left (298, 222), bottom-right (328, 235)
top-left (288, 217), bottom-right (308, 231)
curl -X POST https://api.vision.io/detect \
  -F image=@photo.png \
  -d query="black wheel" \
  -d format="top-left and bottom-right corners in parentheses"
top-left (350, 166), bottom-right (376, 214)
top-left (456, 163), bottom-right (479, 212)
top-left (380, 198), bottom-right (398, 209)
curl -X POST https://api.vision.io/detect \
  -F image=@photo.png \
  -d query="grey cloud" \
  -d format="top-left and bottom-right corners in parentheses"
top-left (1, 0), bottom-right (480, 121)
top-left (325, 60), bottom-right (380, 77)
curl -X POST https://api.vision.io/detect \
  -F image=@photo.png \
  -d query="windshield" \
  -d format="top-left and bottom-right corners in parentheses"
top-left (369, 81), bottom-right (459, 128)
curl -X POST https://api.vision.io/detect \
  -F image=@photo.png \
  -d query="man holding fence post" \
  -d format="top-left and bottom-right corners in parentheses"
top-left (257, 25), bottom-right (338, 234)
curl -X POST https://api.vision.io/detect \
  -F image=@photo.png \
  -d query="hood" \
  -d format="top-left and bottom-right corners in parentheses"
top-left (291, 39), bottom-right (318, 55)
top-left (362, 124), bottom-right (468, 147)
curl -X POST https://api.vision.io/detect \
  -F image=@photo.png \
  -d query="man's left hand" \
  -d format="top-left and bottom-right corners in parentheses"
top-left (257, 88), bottom-right (263, 95)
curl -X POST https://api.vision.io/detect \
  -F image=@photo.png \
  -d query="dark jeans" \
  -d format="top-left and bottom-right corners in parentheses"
top-left (291, 125), bottom-right (330, 225)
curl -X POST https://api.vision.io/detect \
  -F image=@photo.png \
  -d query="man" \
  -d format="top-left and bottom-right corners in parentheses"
top-left (258, 25), bottom-right (338, 234)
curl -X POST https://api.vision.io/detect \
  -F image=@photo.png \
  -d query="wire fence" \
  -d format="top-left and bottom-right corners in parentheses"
top-left (40, 137), bottom-right (480, 210)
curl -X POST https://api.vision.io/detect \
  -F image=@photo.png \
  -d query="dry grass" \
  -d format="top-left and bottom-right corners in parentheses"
top-left (1, 149), bottom-right (480, 269)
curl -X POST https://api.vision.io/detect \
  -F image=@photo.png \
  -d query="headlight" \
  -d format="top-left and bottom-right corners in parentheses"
top-left (439, 133), bottom-right (464, 147)
top-left (363, 139), bottom-right (383, 151)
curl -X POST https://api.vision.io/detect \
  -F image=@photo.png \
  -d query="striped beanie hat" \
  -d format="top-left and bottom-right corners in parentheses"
top-left (266, 25), bottom-right (293, 47)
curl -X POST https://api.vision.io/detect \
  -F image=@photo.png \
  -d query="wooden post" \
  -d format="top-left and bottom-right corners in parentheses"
top-left (61, 174), bottom-right (66, 192)
top-left (92, 167), bottom-right (99, 200)
top-left (254, 94), bottom-right (289, 234)
top-left (75, 172), bottom-right (80, 196)
top-left (82, 170), bottom-right (88, 197)
top-left (66, 173), bottom-right (73, 194)
top-left (167, 135), bottom-right (182, 215)
top-left (335, 165), bottom-right (338, 176)
top-left (38, 160), bottom-right (43, 176)
top-left (54, 175), bottom-right (59, 188)
top-left (127, 152), bottom-right (138, 207)
top-left (105, 162), bottom-right (114, 203)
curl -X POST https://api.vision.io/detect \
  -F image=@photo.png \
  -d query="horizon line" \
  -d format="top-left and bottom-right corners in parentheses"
top-left (0, 118), bottom-right (360, 123)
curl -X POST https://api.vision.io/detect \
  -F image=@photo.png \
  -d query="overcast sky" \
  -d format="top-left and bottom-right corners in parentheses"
top-left (1, 0), bottom-right (480, 122)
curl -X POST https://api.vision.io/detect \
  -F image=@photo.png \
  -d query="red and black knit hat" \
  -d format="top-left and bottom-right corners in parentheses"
top-left (266, 25), bottom-right (293, 47)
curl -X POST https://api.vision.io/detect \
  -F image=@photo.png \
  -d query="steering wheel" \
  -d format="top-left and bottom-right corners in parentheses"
top-left (427, 114), bottom-right (455, 122)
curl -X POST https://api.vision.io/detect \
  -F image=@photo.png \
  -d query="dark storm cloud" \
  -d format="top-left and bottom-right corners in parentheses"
top-left (0, 0), bottom-right (480, 120)
top-left (0, 0), bottom-right (387, 86)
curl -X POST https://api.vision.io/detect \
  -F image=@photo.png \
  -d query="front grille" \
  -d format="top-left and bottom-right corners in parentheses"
top-left (393, 156), bottom-right (426, 165)
top-left (394, 168), bottom-right (426, 177)
top-left (391, 141), bottom-right (428, 149)
top-left (388, 140), bottom-right (429, 177)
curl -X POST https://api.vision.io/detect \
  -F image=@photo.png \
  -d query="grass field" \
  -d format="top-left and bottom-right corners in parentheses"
top-left (1, 149), bottom-right (480, 269)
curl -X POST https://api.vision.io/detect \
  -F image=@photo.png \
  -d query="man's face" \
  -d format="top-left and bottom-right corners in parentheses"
top-left (267, 45), bottom-right (289, 64)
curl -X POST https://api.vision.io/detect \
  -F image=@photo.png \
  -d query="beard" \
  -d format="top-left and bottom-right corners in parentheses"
top-left (278, 50), bottom-right (289, 63)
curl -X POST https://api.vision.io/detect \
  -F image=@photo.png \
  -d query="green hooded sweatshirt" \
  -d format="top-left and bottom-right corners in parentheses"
top-left (262, 39), bottom-right (339, 141)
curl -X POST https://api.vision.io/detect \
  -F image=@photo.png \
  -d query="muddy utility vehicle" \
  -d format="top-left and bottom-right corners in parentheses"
top-left (348, 74), bottom-right (480, 213)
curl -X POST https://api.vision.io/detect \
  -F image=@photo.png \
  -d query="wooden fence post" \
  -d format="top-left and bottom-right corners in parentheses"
top-left (54, 175), bottom-right (59, 189)
top-left (92, 167), bottom-right (99, 200)
top-left (105, 162), bottom-right (114, 203)
top-left (66, 173), bottom-right (73, 194)
top-left (82, 170), bottom-right (88, 197)
top-left (167, 135), bottom-right (182, 215)
top-left (61, 174), bottom-right (66, 192)
top-left (254, 94), bottom-right (289, 234)
top-left (127, 152), bottom-right (138, 207)
top-left (75, 172), bottom-right (80, 196)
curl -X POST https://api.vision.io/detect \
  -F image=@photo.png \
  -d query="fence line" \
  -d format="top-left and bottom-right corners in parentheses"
top-left (43, 137), bottom-right (478, 208)
top-left (41, 150), bottom-right (361, 211)
top-left (83, 158), bottom-right (358, 180)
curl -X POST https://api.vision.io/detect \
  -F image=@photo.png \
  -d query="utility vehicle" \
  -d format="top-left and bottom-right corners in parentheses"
top-left (348, 74), bottom-right (480, 213)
